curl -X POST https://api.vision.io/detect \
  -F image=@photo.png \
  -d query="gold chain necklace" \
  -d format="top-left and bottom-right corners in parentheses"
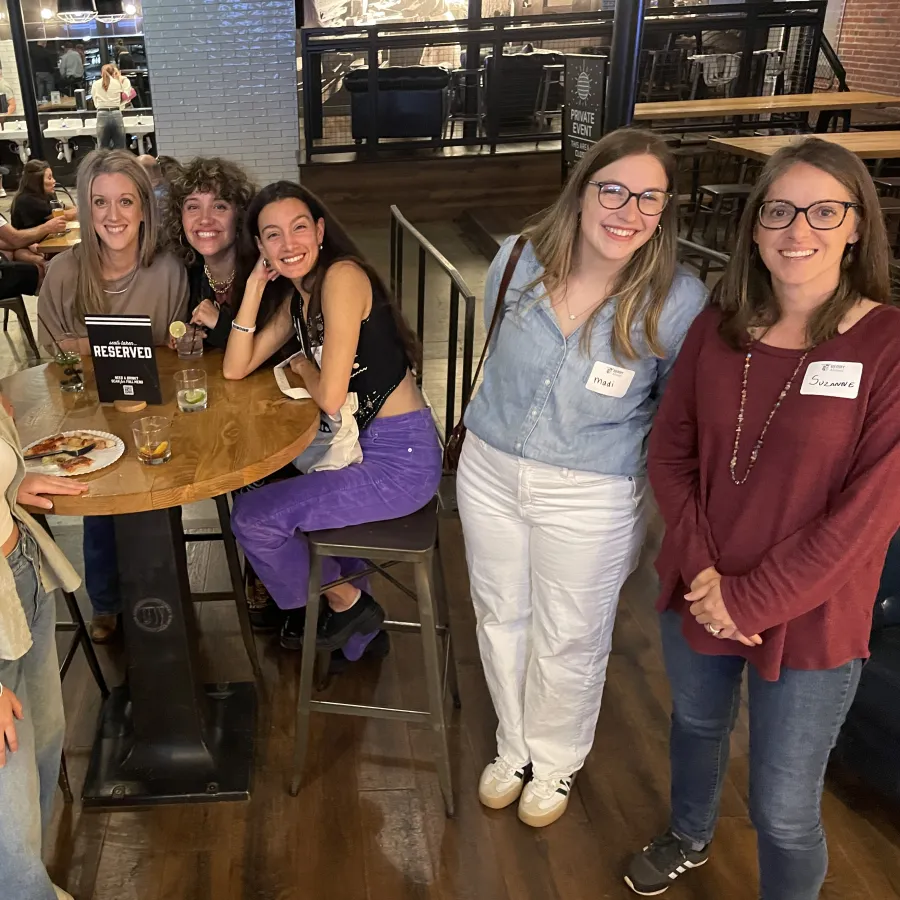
top-left (203, 263), bottom-right (235, 294)
top-left (730, 346), bottom-right (809, 485)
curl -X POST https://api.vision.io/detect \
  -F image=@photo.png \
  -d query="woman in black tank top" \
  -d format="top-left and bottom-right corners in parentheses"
top-left (223, 182), bottom-right (441, 657)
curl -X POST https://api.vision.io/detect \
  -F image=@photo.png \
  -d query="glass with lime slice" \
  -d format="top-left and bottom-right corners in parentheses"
top-left (174, 369), bottom-right (208, 413)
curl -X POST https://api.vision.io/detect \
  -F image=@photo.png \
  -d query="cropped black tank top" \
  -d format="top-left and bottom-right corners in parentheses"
top-left (290, 281), bottom-right (409, 430)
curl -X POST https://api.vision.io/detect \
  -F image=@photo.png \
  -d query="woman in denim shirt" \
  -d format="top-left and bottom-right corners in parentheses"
top-left (457, 129), bottom-right (707, 827)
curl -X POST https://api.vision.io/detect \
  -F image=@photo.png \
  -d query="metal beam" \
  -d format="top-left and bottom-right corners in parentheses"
top-left (605, 0), bottom-right (646, 133)
top-left (7, 0), bottom-right (42, 155)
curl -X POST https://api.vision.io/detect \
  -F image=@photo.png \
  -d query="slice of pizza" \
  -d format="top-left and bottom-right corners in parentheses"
top-left (28, 433), bottom-right (68, 456)
top-left (58, 455), bottom-right (93, 473)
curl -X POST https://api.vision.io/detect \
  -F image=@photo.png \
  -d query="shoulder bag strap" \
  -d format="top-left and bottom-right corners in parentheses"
top-left (464, 234), bottom-right (527, 409)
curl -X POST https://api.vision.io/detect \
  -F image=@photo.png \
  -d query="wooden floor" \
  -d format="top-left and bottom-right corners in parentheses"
top-left (44, 516), bottom-right (900, 900)
top-left (0, 204), bottom-right (897, 899)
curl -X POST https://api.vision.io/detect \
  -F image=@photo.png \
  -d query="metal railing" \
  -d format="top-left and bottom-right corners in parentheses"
top-left (389, 205), bottom-right (477, 444)
top-left (301, 1), bottom-right (828, 161)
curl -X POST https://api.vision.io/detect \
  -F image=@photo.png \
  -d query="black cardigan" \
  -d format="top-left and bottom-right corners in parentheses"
top-left (186, 262), bottom-right (235, 349)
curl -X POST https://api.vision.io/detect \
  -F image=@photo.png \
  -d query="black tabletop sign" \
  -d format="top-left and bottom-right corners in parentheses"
top-left (85, 314), bottom-right (162, 404)
top-left (564, 53), bottom-right (608, 173)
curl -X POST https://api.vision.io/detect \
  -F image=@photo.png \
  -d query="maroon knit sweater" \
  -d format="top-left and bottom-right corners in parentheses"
top-left (650, 304), bottom-right (900, 681)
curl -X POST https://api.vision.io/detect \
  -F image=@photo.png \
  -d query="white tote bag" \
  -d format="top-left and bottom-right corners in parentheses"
top-left (273, 349), bottom-right (363, 473)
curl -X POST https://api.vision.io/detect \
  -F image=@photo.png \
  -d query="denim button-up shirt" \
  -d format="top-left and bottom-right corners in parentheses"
top-left (465, 236), bottom-right (708, 476)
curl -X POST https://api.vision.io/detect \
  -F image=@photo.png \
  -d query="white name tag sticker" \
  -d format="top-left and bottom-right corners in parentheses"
top-left (586, 362), bottom-right (635, 398)
top-left (800, 361), bottom-right (863, 399)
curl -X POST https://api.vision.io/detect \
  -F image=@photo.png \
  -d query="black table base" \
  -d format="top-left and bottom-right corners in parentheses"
top-left (82, 506), bottom-right (257, 809)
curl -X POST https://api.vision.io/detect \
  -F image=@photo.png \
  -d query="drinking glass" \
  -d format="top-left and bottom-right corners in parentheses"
top-left (174, 369), bottom-right (208, 413)
top-left (47, 332), bottom-right (84, 392)
top-left (175, 326), bottom-right (204, 360)
top-left (132, 416), bottom-right (172, 465)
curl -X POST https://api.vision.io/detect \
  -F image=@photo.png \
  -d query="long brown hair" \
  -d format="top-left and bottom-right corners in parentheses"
top-left (100, 63), bottom-right (121, 92)
top-left (73, 149), bottom-right (158, 322)
top-left (246, 181), bottom-right (421, 371)
top-left (12, 159), bottom-right (51, 209)
top-left (526, 128), bottom-right (678, 360)
top-left (713, 138), bottom-right (892, 350)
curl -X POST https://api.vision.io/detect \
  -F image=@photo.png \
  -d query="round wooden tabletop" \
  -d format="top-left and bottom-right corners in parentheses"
top-left (0, 350), bottom-right (319, 516)
top-left (38, 223), bottom-right (81, 256)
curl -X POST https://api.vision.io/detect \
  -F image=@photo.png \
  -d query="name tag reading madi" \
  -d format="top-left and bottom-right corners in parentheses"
top-left (586, 362), bottom-right (635, 399)
top-left (800, 361), bottom-right (863, 399)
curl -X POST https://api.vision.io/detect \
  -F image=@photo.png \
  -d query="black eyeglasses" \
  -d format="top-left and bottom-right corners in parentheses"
top-left (587, 181), bottom-right (672, 216)
top-left (757, 199), bottom-right (859, 231)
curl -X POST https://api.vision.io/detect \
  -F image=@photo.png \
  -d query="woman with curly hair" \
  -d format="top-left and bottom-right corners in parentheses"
top-left (164, 156), bottom-right (257, 348)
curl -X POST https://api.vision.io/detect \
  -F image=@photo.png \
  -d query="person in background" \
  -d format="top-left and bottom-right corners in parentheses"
top-left (37, 149), bottom-right (188, 642)
top-left (0, 391), bottom-right (89, 900)
top-left (626, 139), bottom-right (900, 899)
top-left (115, 40), bottom-right (135, 71)
top-left (11, 160), bottom-right (77, 231)
top-left (58, 43), bottom-right (83, 96)
top-left (165, 157), bottom-right (257, 349)
top-left (224, 182), bottom-right (441, 658)
top-left (0, 67), bottom-right (17, 199)
top-left (91, 65), bottom-right (131, 151)
top-left (0, 211), bottom-right (66, 298)
top-left (31, 41), bottom-right (57, 102)
top-left (456, 129), bottom-right (707, 829)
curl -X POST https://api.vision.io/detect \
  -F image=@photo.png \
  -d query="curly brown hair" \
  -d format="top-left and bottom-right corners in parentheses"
top-left (163, 156), bottom-right (257, 266)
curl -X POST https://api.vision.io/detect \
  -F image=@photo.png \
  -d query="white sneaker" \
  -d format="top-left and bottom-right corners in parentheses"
top-left (0, 188), bottom-right (6, 198)
top-left (478, 756), bottom-right (526, 809)
top-left (517, 773), bottom-right (574, 827)
top-left (53, 886), bottom-right (74, 900)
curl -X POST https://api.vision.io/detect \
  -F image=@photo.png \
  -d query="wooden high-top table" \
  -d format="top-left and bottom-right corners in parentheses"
top-left (1, 351), bottom-right (318, 808)
top-left (709, 130), bottom-right (900, 163)
top-left (634, 90), bottom-right (900, 126)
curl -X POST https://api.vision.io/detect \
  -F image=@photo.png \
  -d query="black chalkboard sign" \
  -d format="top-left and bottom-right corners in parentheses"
top-left (563, 54), bottom-right (608, 174)
top-left (85, 314), bottom-right (162, 404)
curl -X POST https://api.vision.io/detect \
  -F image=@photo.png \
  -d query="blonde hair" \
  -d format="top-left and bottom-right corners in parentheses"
top-left (525, 128), bottom-right (679, 361)
top-left (73, 149), bottom-right (158, 322)
top-left (713, 138), bottom-right (892, 350)
top-left (101, 63), bottom-right (121, 92)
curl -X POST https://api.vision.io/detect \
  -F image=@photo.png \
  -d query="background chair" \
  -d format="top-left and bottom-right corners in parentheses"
top-left (1, 296), bottom-right (41, 358)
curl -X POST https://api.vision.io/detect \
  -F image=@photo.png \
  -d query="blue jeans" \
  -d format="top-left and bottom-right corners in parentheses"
top-left (96, 109), bottom-right (126, 150)
top-left (0, 529), bottom-right (64, 900)
top-left (83, 515), bottom-right (120, 616)
top-left (660, 610), bottom-right (861, 900)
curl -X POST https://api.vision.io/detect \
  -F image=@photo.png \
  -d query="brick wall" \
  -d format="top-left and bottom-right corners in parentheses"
top-left (0, 39), bottom-right (24, 110)
top-left (141, 0), bottom-right (299, 185)
top-left (837, 0), bottom-right (900, 93)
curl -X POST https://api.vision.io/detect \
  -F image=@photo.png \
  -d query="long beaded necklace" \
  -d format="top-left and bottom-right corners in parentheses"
top-left (730, 345), bottom-right (810, 485)
top-left (203, 262), bottom-right (235, 294)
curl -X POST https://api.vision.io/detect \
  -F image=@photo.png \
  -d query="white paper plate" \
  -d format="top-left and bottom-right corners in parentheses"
top-left (23, 429), bottom-right (125, 477)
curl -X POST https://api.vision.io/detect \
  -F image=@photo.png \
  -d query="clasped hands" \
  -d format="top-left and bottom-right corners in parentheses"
top-left (686, 567), bottom-right (762, 648)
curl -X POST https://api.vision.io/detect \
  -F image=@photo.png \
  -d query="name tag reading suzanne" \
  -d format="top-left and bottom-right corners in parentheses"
top-left (586, 361), bottom-right (635, 399)
top-left (800, 361), bottom-right (863, 400)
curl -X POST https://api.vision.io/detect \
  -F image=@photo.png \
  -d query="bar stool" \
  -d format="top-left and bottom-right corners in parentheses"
top-left (687, 183), bottom-right (753, 251)
top-left (289, 499), bottom-right (459, 816)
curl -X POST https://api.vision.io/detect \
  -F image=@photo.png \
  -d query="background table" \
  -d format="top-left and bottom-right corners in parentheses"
top-left (38, 222), bottom-right (80, 256)
top-left (1, 351), bottom-right (318, 807)
top-left (635, 90), bottom-right (900, 123)
top-left (709, 131), bottom-right (900, 162)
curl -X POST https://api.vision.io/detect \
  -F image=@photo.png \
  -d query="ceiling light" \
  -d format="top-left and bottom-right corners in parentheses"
top-left (41, 7), bottom-right (53, 17)
top-left (124, 2), bottom-right (136, 13)
top-left (56, 0), bottom-right (97, 23)
top-left (95, 0), bottom-right (126, 22)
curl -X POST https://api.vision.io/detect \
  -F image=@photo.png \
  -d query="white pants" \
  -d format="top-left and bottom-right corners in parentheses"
top-left (457, 436), bottom-right (646, 779)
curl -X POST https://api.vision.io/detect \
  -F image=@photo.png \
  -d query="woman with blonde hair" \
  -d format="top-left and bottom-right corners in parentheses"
top-left (626, 138), bottom-right (900, 898)
top-left (457, 128), bottom-right (707, 827)
top-left (90, 63), bottom-right (133, 150)
top-left (38, 149), bottom-right (188, 642)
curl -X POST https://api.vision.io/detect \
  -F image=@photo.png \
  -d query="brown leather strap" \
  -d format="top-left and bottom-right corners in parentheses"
top-left (464, 234), bottom-right (527, 413)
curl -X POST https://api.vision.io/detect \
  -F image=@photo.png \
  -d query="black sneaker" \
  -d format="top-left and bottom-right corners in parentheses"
top-left (317, 591), bottom-right (386, 651)
top-left (625, 830), bottom-right (709, 896)
top-left (246, 578), bottom-right (285, 632)
top-left (329, 630), bottom-right (391, 675)
top-left (279, 609), bottom-right (309, 650)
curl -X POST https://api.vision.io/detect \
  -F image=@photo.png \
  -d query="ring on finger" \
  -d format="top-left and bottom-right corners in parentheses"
top-left (705, 623), bottom-right (722, 636)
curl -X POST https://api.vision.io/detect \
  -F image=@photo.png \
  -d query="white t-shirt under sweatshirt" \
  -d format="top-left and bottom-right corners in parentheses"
top-left (91, 75), bottom-right (132, 110)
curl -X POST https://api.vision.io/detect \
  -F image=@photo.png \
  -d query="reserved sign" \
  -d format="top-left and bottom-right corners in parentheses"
top-left (85, 314), bottom-right (162, 404)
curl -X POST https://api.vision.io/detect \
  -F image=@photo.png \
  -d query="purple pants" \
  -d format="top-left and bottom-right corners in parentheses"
top-left (232, 409), bottom-right (442, 657)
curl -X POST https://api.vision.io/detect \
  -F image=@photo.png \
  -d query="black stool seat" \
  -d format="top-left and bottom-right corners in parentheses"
top-left (308, 500), bottom-right (437, 557)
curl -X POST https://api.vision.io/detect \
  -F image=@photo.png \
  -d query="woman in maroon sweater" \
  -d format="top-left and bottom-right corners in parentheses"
top-left (626, 138), bottom-right (900, 899)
